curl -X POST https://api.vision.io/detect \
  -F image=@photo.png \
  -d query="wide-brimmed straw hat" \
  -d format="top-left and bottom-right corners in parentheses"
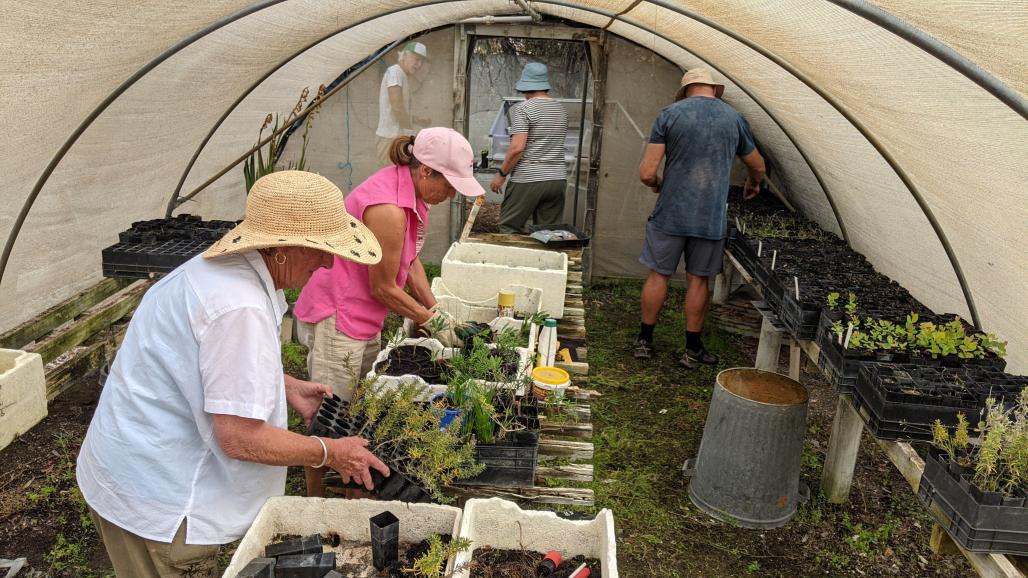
top-left (203, 170), bottom-right (381, 265)
top-left (675, 68), bottom-right (725, 100)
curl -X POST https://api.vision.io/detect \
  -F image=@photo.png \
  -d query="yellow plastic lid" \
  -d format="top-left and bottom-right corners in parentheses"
top-left (497, 290), bottom-right (515, 307)
top-left (532, 366), bottom-right (570, 385)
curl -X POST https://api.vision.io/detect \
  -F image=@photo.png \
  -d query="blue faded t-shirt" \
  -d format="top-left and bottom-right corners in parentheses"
top-left (648, 96), bottom-right (755, 239)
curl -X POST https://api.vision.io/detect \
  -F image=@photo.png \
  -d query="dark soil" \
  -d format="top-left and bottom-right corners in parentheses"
top-left (0, 370), bottom-right (112, 576)
top-left (465, 548), bottom-right (601, 578)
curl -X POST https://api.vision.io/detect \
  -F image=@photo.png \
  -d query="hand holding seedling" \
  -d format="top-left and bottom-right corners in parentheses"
top-left (284, 375), bottom-right (332, 426)
top-left (326, 436), bottom-right (390, 490)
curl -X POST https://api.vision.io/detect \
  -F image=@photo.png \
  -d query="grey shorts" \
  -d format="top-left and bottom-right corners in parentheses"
top-left (639, 220), bottom-right (726, 277)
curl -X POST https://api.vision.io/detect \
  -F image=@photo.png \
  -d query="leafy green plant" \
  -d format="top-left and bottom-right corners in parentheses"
top-left (931, 390), bottom-right (1028, 496)
top-left (825, 292), bottom-right (840, 310)
top-left (242, 85), bottom-right (325, 193)
top-left (407, 534), bottom-right (472, 578)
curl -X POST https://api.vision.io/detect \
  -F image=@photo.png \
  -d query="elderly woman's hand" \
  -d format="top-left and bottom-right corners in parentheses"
top-left (284, 375), bottom-right (332, 426)
top-left (326, 437), bottom-right (390, 490)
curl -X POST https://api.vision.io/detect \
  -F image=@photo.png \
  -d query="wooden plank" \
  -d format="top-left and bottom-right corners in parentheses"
top-left (566, 386), bottom-right (600, 400)
top-left (821, 395), bottom-right (865, 503)
top-left (567, 272), bottom-right (583, 284)
top-left (536, 464), bottom-right (593, 483)
top-left (539, 419), bottom-right (593, 439)
top-left (26, 281), bottom-right (149, 364)
top-left (562, 307), bottom-right (585, 318)
top-left (789, 339), bottom-right (802, 381)
top-left (0, 278), bottom-right (130, 349)
top-left (541, 403), bottom-right (591, 421)
top-left (723, 250), bottom-right (754, 284)
top-left (931, 523), bottom-right (962, 556)
top-left (44, 321), bottom-right (129, 400)
top-left (538, 439), bottom-right (593, 460)
top-left (447, 484), bottom-right (594, 507)
top-left (555, 360), bottom-right (589, 376)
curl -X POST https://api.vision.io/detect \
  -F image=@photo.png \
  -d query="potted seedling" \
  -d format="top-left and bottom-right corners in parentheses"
top-left (918, 390), bottom-right (1028, 554)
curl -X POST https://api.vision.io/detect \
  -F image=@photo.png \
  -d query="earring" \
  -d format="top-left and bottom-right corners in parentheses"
top-left (274, 252), bottom-right (287, 265)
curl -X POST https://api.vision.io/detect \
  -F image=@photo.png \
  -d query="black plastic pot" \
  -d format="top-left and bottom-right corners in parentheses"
top-left (918, 449), bottom-right (1028, 554)
top-left (275, 553), bottom-right (336, 578)
top-left (457, 429), bottom-right (539, 487)
top-left (264, 534), bottom-right (322, 558)
top-left (236, 558), bottom-right (275, 578)
top-left (370, 511), bottom-right (400, 571)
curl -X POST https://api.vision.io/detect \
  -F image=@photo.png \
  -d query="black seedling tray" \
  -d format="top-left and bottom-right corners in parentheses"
top-left (778, 292), bottom-right (820, 341)
top-left (526, 223), bottom-right (591, 248)
top-left (456, 429), bottom-right (539, 488)
top-left (102, 216), bottom-right (236, 280)
top-left (918, 448), bottom-right (1028, 554)
top-left (310, 395), bottom-right (433, 503)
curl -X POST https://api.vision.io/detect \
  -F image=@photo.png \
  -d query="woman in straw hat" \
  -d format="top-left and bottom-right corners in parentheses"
top-left (294, 127), bottom-right (484, 495)
top-left (76, 171), bottom-right (390, 577)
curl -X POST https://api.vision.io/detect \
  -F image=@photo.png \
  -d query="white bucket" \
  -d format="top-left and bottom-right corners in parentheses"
top-left (531, 366), bottom-right (570, 401)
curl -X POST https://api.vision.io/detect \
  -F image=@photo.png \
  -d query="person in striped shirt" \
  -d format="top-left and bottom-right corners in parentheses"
top-left (490, 62), bottom-right (569, 233)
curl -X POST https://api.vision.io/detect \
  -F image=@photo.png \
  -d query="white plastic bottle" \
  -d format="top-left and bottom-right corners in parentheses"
top-left (538, 318), bottom-right (558, 367)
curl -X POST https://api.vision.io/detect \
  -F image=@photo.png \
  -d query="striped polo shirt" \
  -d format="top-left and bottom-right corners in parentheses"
top-left (508, 97), bottom-right (568, 183)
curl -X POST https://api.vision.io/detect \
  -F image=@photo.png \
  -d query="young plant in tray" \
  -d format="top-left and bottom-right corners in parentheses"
top-left (407, 534), bottom-right (472, 578)
top-left (349, 379), bottom-right (484, 501)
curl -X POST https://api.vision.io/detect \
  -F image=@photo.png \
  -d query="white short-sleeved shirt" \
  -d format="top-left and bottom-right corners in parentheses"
top-left (376, 64), bottom-right (413, 138)
top-left (77, 251), bottom-right (288, 545)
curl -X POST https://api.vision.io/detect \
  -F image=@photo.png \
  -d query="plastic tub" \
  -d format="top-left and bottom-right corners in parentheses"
top-left (531, 366), bottom-right (570, 401)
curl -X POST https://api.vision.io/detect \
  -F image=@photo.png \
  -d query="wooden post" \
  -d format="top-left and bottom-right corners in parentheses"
top-left (754, 316), bottom-right (783, 372)
top-left (450, 24), bottom-right (471, 243)
top-left (789, 339), bottom-right (802, 381)
top-left (582, 32), bottom-right (608, 287)
top-left (711, 259), bottom-right (736, 304)
top-left (821, 395), bottom-right (864, 503)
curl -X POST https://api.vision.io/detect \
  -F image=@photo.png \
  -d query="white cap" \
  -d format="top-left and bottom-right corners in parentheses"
top-left (401, 41), bottom-right (429, 60)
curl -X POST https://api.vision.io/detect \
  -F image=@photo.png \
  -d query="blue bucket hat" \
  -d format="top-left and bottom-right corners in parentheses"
top-left (515, 62), bottom-right (551, 92)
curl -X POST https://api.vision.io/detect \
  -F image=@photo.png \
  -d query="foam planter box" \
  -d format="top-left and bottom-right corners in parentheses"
top-left (429, 280), bottom-right (544, 320)
top-left (452, 498), bottom-right (618, 578)
top-left (917, 449), bottom-right (1028, 554)
top-left (222, 497), bottom-right (462, 577)
top-left (367, 338), bottom-right (533, 398)
top-left (439, 242), bottom-right (568, 318)
top-left (0, 349), bottom-right (47, 451)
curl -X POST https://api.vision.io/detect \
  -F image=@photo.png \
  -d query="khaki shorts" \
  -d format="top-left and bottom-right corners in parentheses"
top-left (376, 136), bottom-right (395, 168)
top-left (90, 508), bottom-right (219, 578)
top-left (297, 314), bottom-right (380, 401)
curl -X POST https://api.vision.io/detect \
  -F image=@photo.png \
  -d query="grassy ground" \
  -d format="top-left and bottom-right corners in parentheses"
top-left (585, 278), bottom-right (971, 577)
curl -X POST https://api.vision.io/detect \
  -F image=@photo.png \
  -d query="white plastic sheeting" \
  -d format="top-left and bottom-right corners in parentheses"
top-left (1, 1), bottom-right (1025, 370)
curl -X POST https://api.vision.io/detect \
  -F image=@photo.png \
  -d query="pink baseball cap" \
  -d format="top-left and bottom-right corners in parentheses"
top-left (413, 127), bottom-right (485, 197)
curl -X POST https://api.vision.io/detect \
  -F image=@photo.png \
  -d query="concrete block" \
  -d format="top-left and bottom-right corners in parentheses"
top-left (0, 349), bottom-right (47, 450)
top-left (439, 242), bottom-right (567, 318)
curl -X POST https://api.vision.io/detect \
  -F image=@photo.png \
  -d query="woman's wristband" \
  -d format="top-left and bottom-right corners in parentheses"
top-left (310, 436), bottom-right (329, 468)
top-left (498, 168), bottom-right (509, 177)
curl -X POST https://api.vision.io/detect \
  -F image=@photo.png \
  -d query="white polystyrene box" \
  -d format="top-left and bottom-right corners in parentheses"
top-left (222, 497), bottom-right (462, 577)
top-left (0, 348), bottom-right (47, 451)
top-left (366, 338), bottom-right (533, 397)
top-left (439, 242), bottom-right (567, 318)
top-left (430, 279), bottom-right (544, 318)
top-left (452, 498), bottom-right (618, 578)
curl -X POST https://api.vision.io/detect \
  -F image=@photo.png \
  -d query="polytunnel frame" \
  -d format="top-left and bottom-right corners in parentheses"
top-left (5, 0), bottom-right (1024, 328)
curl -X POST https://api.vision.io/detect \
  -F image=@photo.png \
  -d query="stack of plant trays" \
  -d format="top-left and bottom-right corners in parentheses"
top-left (101, 215), bottom-right (236, 279)
top-left (852, 363), bottom-right (1026, 441)
top-left (455, 396), bottom-right (540, 488)
top-left (918, 448), bottom-right (1028, 555)
top-left (310, 395), bottom-right (434, 503)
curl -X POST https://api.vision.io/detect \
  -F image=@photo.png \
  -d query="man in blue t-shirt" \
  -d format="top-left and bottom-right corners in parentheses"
top-left (635, 68), bottom-right (765, 368)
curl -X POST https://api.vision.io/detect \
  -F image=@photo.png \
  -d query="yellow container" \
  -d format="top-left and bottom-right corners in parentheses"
top-left (531, 366), bottom-right (570, 401)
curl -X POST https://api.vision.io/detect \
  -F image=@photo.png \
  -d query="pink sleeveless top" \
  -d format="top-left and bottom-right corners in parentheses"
top-left (294, 165), bottom-right (429, 340)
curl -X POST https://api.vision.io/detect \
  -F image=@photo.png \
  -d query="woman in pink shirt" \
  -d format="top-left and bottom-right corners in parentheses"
top-left (295, 127), bottom-right (484, 403)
